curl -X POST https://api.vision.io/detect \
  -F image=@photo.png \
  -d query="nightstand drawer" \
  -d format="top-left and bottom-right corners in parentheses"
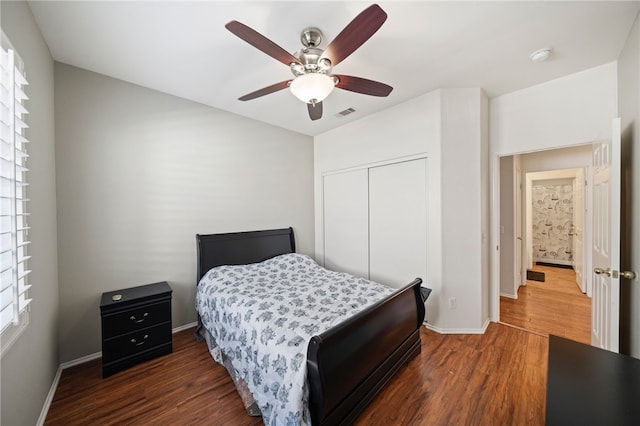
top-left (102, 300), bottom-right (170, 338)
top-left (102, 321), bottom-right (172, 362)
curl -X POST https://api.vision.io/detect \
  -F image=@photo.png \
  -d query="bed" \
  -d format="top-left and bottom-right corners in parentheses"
top-left (195, 227), bottom-right (425, 425)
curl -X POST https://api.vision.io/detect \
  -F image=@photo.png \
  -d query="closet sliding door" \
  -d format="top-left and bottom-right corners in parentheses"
top-left (323, 169), bottom-right (369, 278)
top-left (323, 158), bottom-right (428, 288)
top-left (369, 159), bottom-right (427, 288)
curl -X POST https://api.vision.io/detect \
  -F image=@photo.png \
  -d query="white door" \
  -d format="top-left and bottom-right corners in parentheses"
top-left (323, 169), bottom-right (369, 278)
top-left (591, 118), bottom-right (621, 352)
top-left (369, 159), bottom-right (427, 288)
top-left (573, 168), bottom-right (585, 292)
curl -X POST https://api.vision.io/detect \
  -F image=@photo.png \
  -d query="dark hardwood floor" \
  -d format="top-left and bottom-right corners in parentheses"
top-left (46, 323), bottom-right (547, 425)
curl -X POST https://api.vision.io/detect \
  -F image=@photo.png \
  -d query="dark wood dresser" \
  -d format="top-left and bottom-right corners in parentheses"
top-left (546, 335), bottom-right (640, 425)
top-left (100, 281), bottom-right (172, 378)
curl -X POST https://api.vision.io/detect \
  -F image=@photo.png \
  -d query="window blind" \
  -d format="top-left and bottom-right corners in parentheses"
top-left (0, 45), bottom-right (31, 333)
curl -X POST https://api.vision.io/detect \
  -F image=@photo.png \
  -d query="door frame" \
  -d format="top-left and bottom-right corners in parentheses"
top-left (490, 145), bottom-right (594, 321)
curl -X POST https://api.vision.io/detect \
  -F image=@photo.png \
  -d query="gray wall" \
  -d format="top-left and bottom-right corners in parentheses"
top-left (618, 12), bottom-right (640, 358)
top-left (499, 156), bottom-right (515, 297)
top-left (0, 2), bottom-right (59, 425)
top-left (54, 63), bottom-right (314, 362)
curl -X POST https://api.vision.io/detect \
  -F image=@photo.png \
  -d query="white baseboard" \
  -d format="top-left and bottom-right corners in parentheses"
top-left (37, 322), bottom-right (198, 425)
top-left (423, 318), bottom-right (491, 334)
top-left (173, 321), bottom-right (197, 333)
top-left (36, 365), bottom-right (62, 426)
top-left (61, 351), bottom-right (102, 369)
top-left (500, 292), bottom-right (518, 300)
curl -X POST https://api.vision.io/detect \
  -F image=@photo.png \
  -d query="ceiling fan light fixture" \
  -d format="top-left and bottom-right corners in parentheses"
top-left (290, 73), bottom-right (335, 103)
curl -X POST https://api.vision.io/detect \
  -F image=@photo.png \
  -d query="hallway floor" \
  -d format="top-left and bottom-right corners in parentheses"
top-left (500, 264), bottom-right (591, 345)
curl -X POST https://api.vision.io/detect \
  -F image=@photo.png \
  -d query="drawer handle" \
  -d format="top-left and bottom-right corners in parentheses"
top-left (130, 312), bottom-right (149, 323)
top-left (130, 335), bottom-right (149, 346)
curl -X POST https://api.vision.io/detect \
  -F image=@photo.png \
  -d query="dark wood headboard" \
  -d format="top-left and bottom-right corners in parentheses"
top-left (196, 227), bottom-right (295, 283)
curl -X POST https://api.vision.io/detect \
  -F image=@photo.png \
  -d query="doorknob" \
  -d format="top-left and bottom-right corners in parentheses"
top-left (594, 267), bottom-right (612, 277)
top-left (594, 268), bottom-right (637, 279)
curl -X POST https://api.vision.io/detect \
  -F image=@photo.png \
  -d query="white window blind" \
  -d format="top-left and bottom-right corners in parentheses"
top-left (0, 44), bottom-right (31, 334)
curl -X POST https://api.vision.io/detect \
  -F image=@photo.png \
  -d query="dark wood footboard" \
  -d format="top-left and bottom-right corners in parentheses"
top-left (307, 278), bottom-right (425, 425)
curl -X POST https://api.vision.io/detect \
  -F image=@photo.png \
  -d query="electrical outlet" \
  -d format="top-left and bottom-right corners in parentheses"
top-left (448, 297), bottom-right (457, 310)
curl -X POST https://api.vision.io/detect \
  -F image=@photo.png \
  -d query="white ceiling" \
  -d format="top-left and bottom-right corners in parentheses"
top-left (28, 1), bottom-right (640, 136)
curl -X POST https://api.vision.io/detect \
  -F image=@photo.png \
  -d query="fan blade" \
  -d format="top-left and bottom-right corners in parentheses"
top-left (238, 80), bottom-right (292, 101)
top-left (307, 102), bottom-right (323, 121)
top-left (334, 74), bottom-right (393, 97)
top-left (226, 21), bottom-right (301, 66)
top-left (320, 4), bottom-right (387, 67)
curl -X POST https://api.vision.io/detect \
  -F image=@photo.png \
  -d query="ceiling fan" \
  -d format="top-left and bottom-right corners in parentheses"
top-left (225, 4), bottom-right (393, 121)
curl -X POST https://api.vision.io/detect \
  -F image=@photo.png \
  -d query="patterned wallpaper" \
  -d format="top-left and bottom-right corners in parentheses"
top-left (532, 182), bottom-right (574, 265)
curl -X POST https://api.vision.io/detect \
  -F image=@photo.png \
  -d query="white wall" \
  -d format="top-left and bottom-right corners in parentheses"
top-left (491, 62), bottom-right (618, 156)
top-left (0, 2), bottom-right (59, 425)
top-left (315, 89), bottom-right (489, 332)
top-left (489, 63), bottom-right (618, 321)
top-left (54, 64), bottom-right (314, 362)
top-left (618, 12), bottom-right (640, 358)
top-left (314, 90), bottom-right (441, 266)
top-left (315, 91), bottom-right (442, 326)
top-left (440, 89), bottom-right (489, 331)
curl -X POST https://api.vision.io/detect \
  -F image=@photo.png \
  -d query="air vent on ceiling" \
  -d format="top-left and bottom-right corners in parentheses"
top-left (335, 107), bottom-right (356, 117)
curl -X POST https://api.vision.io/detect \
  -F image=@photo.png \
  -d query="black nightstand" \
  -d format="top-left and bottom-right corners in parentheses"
top-left (100, 281), bottom-right (172, 378)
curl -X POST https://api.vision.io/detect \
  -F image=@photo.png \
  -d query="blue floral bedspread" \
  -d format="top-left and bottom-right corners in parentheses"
top-left (196, 253), bottom-right (394, 426)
